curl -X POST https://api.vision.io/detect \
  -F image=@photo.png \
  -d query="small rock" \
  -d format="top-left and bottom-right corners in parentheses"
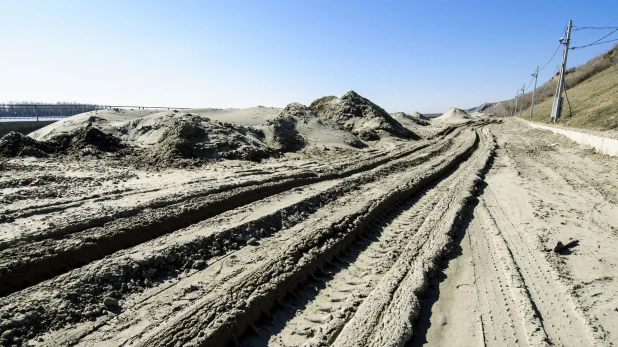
top-left (103, 297), bottom-right (119, 308)
top-left (554, 241), bottom-right (565, 252)
top-left (247, 238), bottom-right (258, 246)
top-left (553, 239), bottom-right (579, 253)
top-left (193, 260), bottom-right (206, 269)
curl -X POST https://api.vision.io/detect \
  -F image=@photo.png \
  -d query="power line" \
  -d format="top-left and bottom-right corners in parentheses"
top-left (572, 26), bottom-right (618, 30)
top-left (525, 75), bottom-right (535, 91)
top-left (539, 43), bottom-right (562, 71)
top-left (572, 16), bottom-right (618, 44)
top-left (571, 28), bottom-right (618, 49)
top-left (572, 37), bottom-right (618, 49)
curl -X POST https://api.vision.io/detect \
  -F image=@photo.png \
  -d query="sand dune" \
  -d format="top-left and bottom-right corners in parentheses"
top-left (434, 107), bottom-right (472, 123)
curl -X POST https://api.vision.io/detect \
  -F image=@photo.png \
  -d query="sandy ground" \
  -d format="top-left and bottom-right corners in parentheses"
top-left (410, 119), bottom-right (618, 347)
top-left (0, 114), bottom-right (616, 347)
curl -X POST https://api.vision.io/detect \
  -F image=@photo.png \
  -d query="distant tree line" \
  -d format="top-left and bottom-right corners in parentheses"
top-left (0, 102), bottom-right (104, 119)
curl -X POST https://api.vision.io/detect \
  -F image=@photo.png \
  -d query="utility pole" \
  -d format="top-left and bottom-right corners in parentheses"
top-left (530, 66), bottom-right (539, 119)
top-left (519, 84), bottom-right (525, 117)
top-left (551, 20), bottom-right (573, 122)
top-left (512, 89), bottom-right (519, 116)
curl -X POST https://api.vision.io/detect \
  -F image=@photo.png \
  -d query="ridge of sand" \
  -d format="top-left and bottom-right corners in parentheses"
top-left (434, 107), bottom-right (472, 123)
top-left (391, 112), bottom-right (430, 128)
top-left (309, 91), bottom-right (417, 140)
top-left (261, 102), bottom-right (365, 151)
top-left (29, 109), bottom-right (158, 141)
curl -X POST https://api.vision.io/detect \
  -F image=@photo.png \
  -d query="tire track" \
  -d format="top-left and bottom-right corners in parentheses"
top-left (239, 128), bottom-right (494, 346)
top-left (482, 186), bottom-right (593, 346)
top-left (0, 127), bottom-right (484, 345)
top-left (333, 128), bottom-right (495, 347)
top-left (117, 128), bottom-right (482, 347)
top-left (468, 199), bottom-right (548, 346)
top-left (0, 133), bottom-right (452, 297)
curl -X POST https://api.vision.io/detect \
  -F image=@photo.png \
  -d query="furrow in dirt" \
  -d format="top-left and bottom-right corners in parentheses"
top-left (482, 188), bottom-right (594, 346)
top-left (470, 199), bottom-right (549, 346)
top-left (0, 134), bottom-right (460, 296)
top-left (125, 128), bottom-right (481, 347)
top-left (331, 128), bottom-right (495, 347)
top-left (238, 128), bottom-right (494, 347)
top-left (0, 142), bottom-right (412, 247)
top-left (0, 128), bottom-right (479, 345)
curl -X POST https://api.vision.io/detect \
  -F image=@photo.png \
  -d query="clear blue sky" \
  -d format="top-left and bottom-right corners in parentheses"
top-left (1, 1), bottom-right (617, 113)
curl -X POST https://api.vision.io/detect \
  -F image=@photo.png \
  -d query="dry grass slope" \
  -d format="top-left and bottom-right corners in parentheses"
top-left (524, 61), bottom-right (618, 130)
top-left (487, 43), bottom-right (618, 130)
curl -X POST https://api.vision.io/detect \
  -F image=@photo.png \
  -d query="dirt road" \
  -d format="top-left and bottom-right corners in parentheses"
top-left (410, 120), bottom-right (618, 347)
top-left (1, 118), bottom-right (616, 346)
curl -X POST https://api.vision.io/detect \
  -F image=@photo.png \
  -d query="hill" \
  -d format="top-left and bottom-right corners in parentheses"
top-left (524, 58), bottom-right (618, 130)
top-left (433, 107), bottom-right (471, 123)
top-left (486, 43), bottom-right (618, 131)
top-left (309, 91), bottom-right (418, 140)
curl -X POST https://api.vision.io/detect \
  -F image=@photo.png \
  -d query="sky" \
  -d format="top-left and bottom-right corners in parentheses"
top-left (1, 0), bottom-right (618, 113)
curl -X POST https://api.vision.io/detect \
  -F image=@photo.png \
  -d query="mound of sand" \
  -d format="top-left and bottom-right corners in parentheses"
top-left (391, 112), bottom-right (430, 127)
top-left (434, 107), bottom-right (472, 123)
top-left (115, 111), bottom-right (274, 162)
top-left (51, 127), bottom-right (125, 153)
top-left (182, 107), bottom-right (281, 126)
top-left (309, 91), bottom-right (417, 141)
top-left (261, 103), bottom-right (365, 152)
top-left (27, 108), bottom-right (278, 163)
top-left (18, 98), bottom-right (421, 163)
top-left (0, 132), bottom-right (57, 158)
top-left (0, 126), bottom-right (126, 159)
top-left (410, 111), bottom-right (430, 120)
top-left (30, 109), bottom-right (159, 141)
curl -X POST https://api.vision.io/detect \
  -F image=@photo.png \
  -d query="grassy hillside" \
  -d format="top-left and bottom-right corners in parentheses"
top-left (487, 44), bottom-right (618, 131)
top-left (523, 61), bottom-right (618, 130)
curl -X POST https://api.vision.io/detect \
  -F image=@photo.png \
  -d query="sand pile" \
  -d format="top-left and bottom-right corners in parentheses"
top-left (391, 112), bottom-right (430, 127)
top-left (50, 127), bottom-right (125, 154)
top-left (116, 112), bottom-right (274, 162)
top-left (30, 109), bottom-right (158, 141)
top-left (309, 91), bottom-right (417, 141)
top-left (434, 107), bottom-right (472, 123)
top-left (262, 103), bottom-right (365, 151)
top-left (0, 127), bottom-right (126, 158)
top-left (411, 111), bottom-right (430, 120)
top-left (14, 95), bottom-right (422, 163)
top-left (0, 132), bottom-right (57, 158)
top-left (182, 107), bottom-right (281, 126)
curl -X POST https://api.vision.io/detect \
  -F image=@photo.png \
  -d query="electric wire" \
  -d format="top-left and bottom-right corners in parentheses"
top-left (539, 43), bottom-right (562, 71)
top-left (571, 37), bottom-right (618, 50)
top-left (572, 26), bottom-right (618, 30)
top-left (571, 28), bottom-right (618, 49)
top-left (572, 15), bottom-right (618, 43)
top-left (525, 75), bottom-right (535, 91)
